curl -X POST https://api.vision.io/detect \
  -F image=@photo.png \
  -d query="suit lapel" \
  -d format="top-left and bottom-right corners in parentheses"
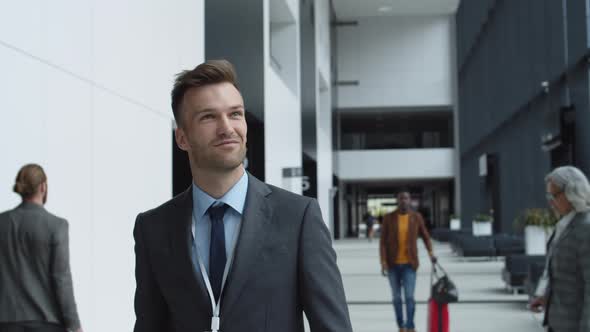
top-left (554, 213), bottom-right (581, 246)
top-left (388, 212), bottom-right (399, 258)
top-left (548, 213), bottom-right (581, 273)
top-left (546, 230), bottom-right (556, 251)
top-left (409, 212), bottom-right (418, 238)
top-left (221, 173), bottom-right (273, 318)
top-left (170, 186), bottom-right (211, 313)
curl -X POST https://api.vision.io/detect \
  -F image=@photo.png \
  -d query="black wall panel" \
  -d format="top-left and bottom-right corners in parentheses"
top-left (205, 0), bottom-right (266, 181)
top-left (456, 0), bottom-right (590, 233)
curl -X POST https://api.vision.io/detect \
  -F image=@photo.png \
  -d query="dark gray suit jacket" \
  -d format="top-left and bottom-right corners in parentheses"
top-left (133, 173), bottom-right (352, 332)
top-left (0, 202), bottom-right (80, 330)
top-left (546, 211), bottom-right (590, 332)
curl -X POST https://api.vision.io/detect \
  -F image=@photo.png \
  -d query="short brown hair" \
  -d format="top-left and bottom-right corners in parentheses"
top-left (171, 59), bottom-right (239, 126)
top-left (13, 164), bottom-right (47, 199)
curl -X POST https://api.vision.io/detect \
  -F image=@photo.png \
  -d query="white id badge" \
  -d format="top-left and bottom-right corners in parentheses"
top-left (210, 316), bottom-right (220, 332)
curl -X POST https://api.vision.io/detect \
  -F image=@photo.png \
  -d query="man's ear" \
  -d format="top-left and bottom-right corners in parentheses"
top-left (175, 127), bottom-right (190, 152)
top-left (39, 181), bottom-right (47, 194)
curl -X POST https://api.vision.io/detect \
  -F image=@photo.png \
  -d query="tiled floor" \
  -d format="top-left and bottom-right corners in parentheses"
top-left (306, 239), bottom-right (544, 331)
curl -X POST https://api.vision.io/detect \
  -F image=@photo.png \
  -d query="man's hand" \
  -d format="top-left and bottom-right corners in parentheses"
top-left (529, 296), bottom-right (546, 313)
top-left (428, 251), bottom-right (438, 264)
top-left (381, 263), bottom-right (388, 276)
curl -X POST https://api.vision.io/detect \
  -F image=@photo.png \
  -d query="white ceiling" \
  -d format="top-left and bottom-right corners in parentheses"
top-left (332, 0), bottom-right (461, 19)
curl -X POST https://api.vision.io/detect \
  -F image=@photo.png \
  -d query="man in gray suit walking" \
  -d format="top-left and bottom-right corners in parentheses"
top-left (0, 164), bottom-right (82, 332)
top-left (133, 60), bottom-right (352, 332)
top-left (529, 166), bottom-right (590, 332)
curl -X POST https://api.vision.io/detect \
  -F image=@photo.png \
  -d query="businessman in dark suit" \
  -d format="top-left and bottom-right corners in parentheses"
top-left (0, 164), bottom-right (82, 332)
top-left (133, 60), bottom-right (352, 332)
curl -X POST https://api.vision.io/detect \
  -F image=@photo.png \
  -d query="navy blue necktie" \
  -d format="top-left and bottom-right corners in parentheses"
top-left (208, 203), bottom-right (229, 302)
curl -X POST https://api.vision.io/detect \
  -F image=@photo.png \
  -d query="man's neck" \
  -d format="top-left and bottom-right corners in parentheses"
top-left (23, 197), bottom-right (44, 206)
top-left (399, 209), bottom-right (409, 215)
top-left (192, 166), bottom-right (245, 199)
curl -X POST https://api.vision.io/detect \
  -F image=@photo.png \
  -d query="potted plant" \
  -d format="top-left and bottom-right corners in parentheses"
top-left (472, 213), bottom-right (493, 236)
top-left (516, 208), bottom-right (557, 255)
top-left (449, 214), bottom-right (461, 230)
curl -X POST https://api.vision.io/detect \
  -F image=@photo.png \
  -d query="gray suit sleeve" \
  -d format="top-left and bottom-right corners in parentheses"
top-left (578, 222), bottom-right (590, 332)
top-left (298, 199), bottom-right (353, 332)
top-left (51, 219), bottom-right (80, 330)
top-left (133, 214), bottom-right (169, 332)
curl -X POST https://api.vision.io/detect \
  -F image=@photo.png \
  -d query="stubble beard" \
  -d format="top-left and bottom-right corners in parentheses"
top-left (191, 144), bottom-right (247, 173)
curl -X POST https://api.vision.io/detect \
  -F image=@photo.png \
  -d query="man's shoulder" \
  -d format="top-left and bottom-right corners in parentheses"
top-left (383, 211), bottom-right (395, 219)
top-left (0, 206), bottom-right (67, 233)
top-left (382, 210), bottom-right (422, 221)
top-left (569, 212), bottom-right (590, 249)
top-left (575, 211), bottom-right (590, 233)
top-left (265, 182), bottom-right (314, 208)
top-left (411, 210), bottom-right (424, 220)
top-left (43, 209), bottom-right (68, 227)
top-left (0, 209), bottom-right (12, 228)
top-left (0, 209), bottom-right (10, 220)
top-left (23, 206), bottom-right (68, 226)
top-left (246, 172), bottom-right (312, 207)
top-left (137, 189), bottom-right (189, 224)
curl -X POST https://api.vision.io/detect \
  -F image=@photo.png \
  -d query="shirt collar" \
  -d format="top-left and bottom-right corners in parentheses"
top-left (559, 210), bottom-right (576, 226)
top-left (192, 171), bottom-right (249, 219)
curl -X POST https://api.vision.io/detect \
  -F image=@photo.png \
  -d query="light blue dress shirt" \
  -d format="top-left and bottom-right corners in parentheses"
top-left (192, 171), bottom-right (248, 275)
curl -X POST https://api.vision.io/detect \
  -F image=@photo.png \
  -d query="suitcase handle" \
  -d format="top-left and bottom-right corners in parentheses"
top-left (431, 261), bottom-right (448, 282)
top-left (432, 261), bottom-right (448, 275)
top-left (430, 261), bottom-right (449, 294)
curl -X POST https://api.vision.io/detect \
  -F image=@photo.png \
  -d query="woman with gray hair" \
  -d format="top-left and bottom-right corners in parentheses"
top-left (529, 166), bottom-right (590, 332)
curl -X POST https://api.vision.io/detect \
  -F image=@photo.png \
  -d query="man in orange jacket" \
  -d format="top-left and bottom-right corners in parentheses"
top-left (380, 190), bottom-right (437, 332)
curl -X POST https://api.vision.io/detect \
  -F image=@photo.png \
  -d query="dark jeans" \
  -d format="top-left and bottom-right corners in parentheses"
top-left (0, 322), bottom-right (66, 332)
top-left (387, 264), bottom-right (417, 329)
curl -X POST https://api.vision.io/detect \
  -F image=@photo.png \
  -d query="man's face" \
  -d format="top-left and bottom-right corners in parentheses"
top-left (175, 82), bottom-right (247, 173)
top-left (397, 192), bottom-right (411, 212)
top-left (546, 181), bottom-right (572, 216)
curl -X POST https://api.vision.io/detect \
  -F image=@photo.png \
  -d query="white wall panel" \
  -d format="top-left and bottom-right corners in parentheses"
top-left (44, 68), bottom-right (94, 329)
top-left (315, 0), bottom-right (331, 81)
top-left (337, 16), bottom-right (453, 108)
top-left (0, 47), bottom-right (48, 210)
top-left (286, 0), bottom-right (298, 22)
top-left (93, 0), bottom-right (204, 117)
top-left (0, 0), bottom-right (47, 60)
top-left (91, 89), bottom-right (171, 331)
top-left (315, 0), bottom-right (333, 228)
top-left (0, 0), bottom-right (203, 330)
top-left (47, 0), bottom-right (92, 78)
top-left (264, 68), bottom-right (302, 193)
top-left (316, 83), bottom-right (333, 226)
top-left (175, 0), bottom-right (206, 71)
top-left (336, 148), bottom-right (456, 181)
top-left (264, 0), bottom-right (302, 194)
